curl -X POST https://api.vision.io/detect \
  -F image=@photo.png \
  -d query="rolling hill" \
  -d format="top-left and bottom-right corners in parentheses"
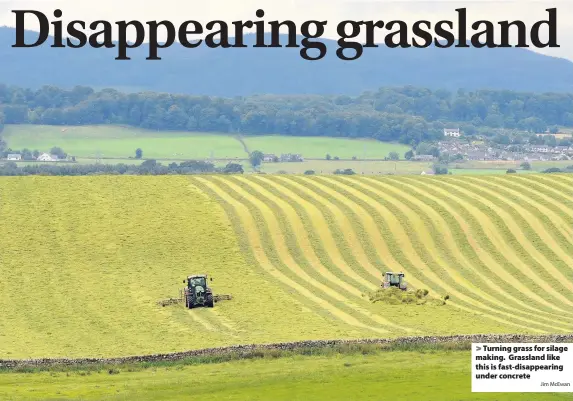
top-left (1, 28), bottom-right (573, 95)
top-left (0, 174), bottom-right (571, 359)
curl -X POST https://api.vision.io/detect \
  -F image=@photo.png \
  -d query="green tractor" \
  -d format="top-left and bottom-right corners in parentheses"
top-left (382, 272), bottom-right (407, 291)
top-left (183, 275), bottom-right (214, 308)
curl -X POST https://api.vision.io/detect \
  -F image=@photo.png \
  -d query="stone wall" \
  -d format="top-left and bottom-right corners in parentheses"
top-left (2, 334), bottom-right (572, 370)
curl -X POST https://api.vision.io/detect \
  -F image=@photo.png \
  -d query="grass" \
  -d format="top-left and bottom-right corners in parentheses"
top-left (1, 174), bottom-right (572, 360)
top-left (259, 160), bottom-right (430, 174)
top-left (243, 135), bottom-right (410, 159)
top-left (367, 287), bottom-right (445, 306)
top-left (3, 124), bottom-right (570, 177)
top-left (450, 169), bottom-right (537, 175)
top-left (1, 348), bottom-right (571, 401)
top-left (451, 160), bottom-right (573, 171)
top-left (1, 125), bottom-right (247, 159)
top-left (0, 176), bottom-right (361, 358)
top-left (2, 124), bottom-right (411, 161)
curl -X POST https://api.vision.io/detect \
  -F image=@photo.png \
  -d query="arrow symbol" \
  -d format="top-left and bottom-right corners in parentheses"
top-left (476, 346), bottom-right (482, 351)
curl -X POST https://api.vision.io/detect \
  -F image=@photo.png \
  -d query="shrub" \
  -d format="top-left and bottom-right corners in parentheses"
top-left (334, 168), bottom-right (356, 175)
top-left (432, 163), bottom-right (448, 175)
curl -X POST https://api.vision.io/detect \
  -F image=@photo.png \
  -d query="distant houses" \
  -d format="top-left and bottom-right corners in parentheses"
top-left (280, 153), bottom-right (304, 162)
top-left (37, 153), bottom-right (59, 162)
top-left (262, 153), bottom-right (278, 162)
top-left (528, 146), bottom-right (550, 153)
top-left (412, 154), bottom-right (436, 161)
top-left (1, 152), bottom-right (63, 162)
top-left (444, 128), bottom-right (461, 138)
top-left (262, 153), bottom-right (304, 163)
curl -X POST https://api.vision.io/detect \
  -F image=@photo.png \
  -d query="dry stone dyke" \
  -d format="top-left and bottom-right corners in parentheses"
top-left (1, 334), bottom-right (572, 370)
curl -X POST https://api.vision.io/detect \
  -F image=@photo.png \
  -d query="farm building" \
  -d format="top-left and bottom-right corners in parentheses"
top-left (444, 128), bottom-right (461, 137)
top-left (464, 151), bottom-right (487, 161)
top-left (262, 154), bottom-right (277, 162)
top-left (37, 153), bottom-right (59, 162)
top-left (280, 153), bottom-right (304, 162)
top-left (6, 154), bottom-right (22, 161)
top-left (528, 146), bottom-right (549, 153)
top-left (412, 154), bottom-right (436, 161)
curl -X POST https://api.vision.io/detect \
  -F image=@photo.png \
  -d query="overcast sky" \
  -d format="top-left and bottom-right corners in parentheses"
top-left (1, 0), bottom-right (571, 62)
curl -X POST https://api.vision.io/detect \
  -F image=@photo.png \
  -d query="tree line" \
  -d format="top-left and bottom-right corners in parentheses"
top-left (0, 84), bottom-right (572, 146)
top-left (0, 160), bottom-right (244, 176)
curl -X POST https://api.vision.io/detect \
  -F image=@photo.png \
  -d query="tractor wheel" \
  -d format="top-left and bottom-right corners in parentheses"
top-left (206, 293), bottom-right (214, 308)
top-left (187, 297), bottom-right (194, 309)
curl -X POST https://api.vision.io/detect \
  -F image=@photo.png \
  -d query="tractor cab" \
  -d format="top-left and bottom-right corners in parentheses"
top-left (183, 275), bottom-right (214, 308)
top-left (382, 272), bottom-right (407, 291)
top-left (186, 275), bottom-right (209, 288)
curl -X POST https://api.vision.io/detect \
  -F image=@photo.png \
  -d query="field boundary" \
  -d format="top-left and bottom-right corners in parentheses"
top-left (2, 334), bottom-right (572, 369)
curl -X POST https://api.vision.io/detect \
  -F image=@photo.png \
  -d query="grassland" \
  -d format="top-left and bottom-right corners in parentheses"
top-left (5, 124), bottom-right (570, 176)
top-left (1, 125), bottom-right (247, 159)
top-left (243, 135), bottom-right (410, 159)
top-left (1, 174), bottom-right (572, 360)
top-left (2, 124), bottom-right (409, 160)
top-left (3, 347), bottom-right (571, 401)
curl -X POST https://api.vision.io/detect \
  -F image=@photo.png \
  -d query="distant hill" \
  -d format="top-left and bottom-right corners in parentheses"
top-left (1, 27), bottom-right (572, 96)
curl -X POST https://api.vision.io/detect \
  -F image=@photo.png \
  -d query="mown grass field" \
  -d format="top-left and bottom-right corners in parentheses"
top-left (3, 348), bottom-right (571, 401)
top-left (1, 174), bottom-right (572, 360)
top-left (2, 125), bottom-right (410, 160)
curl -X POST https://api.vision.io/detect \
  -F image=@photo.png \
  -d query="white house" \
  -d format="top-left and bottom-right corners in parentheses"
top-left (444, 128), bottom-right (461, 137)
top-left (530, 146), bottom-right (549, 153)
top-left (37, 153), bottom-right (58, 162)
top-left (262, 154), bottom-right (277, 162)
top-left (6, 154), bottom-right (22, 161)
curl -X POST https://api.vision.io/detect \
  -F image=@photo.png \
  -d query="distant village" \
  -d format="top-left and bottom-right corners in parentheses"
top-left (409, 128), bottom-right (573, 163)
top-left (262, 153), bottom-right (304, 163)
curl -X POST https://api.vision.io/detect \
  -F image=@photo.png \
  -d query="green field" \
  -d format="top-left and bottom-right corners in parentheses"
top-left (1, 174), bottom-right (572, 360)
top-left (1, 125), bottom-right (246, 159)
top-left (4, 124), bottom-right (570, 177)
top-left (2, 348), bottom-right (571, 401)
top-left (2, 125), bottom-right (410, 160)
top-left (243, 135), bottom-right (410, 159)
